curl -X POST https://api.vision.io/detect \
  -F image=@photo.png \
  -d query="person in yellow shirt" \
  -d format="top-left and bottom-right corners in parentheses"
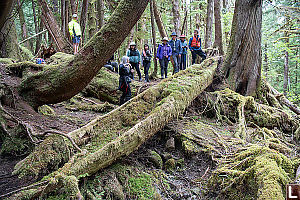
top-left (68, 14), bottom-right (82, 54)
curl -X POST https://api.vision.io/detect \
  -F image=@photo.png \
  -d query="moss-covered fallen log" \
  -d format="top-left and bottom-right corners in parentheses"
top-left (11, 57), bottom-right (220, 199)
top-left (18, 0), bottom-right (150, 108)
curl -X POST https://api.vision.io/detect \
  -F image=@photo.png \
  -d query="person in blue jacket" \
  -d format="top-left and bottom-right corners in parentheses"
top-left (156, 37), bottom-right (172, 79)
top-left (179, 35), bottom-right (188, 70)
top-left (127, 42), bottom-right (142, 81)
top-left (188, 29), bottom-right (206, 65)
top-left (169, 32), bottom-right (182, 74)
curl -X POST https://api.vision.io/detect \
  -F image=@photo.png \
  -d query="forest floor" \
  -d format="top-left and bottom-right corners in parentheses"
top-left (0, 64), bottom-right (219, 199)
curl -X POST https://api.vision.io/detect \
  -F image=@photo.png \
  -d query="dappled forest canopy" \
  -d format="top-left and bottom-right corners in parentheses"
top-left (0, 0), bottom-right (299, 199)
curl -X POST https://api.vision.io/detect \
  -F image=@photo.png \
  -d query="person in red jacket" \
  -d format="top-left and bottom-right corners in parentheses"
top-left (188, 29), bottom-right (206, 65)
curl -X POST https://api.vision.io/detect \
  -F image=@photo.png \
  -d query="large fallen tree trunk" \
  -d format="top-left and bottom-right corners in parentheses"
top-left (12, 57), bottom-right (220, 198)
top-left (18, 0), bottom-right (150, 108)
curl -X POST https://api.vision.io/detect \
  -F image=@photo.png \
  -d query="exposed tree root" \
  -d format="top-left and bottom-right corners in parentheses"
top-left (169, 88), bottom-right (299, 200)
top-left (11, 57), bottom-right (220, 198)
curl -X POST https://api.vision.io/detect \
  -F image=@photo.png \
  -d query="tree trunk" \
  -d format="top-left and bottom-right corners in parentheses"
top-left (70, 0), bottom-right (77, 14)
top-left (32, 0), bottom-right (40, 54)
top-left (64, 0), bottom-right (70, 37)
top-left (0, 0), bottom-right (15, 31)
top-left (97, 0), bottom-right (104, 29)
top-left (223, 0), bottom-right (262, 96)
top-left (283, 51), bottom-right (289, 95)
top-left (181, 9), bottom-right (187, 35)
top-left (80, 0), bottom-right (89, 43)
top-left (205, 0), bottom-right (214, 48)
top-left (17, 0), bottom-right (32, 50)
top-left (38, 0), bottom-right (72, 53)
top-left (150, 0), bottom-right (158, 78)
top-left (283, 18), bottom-right (290, 96)
top-left (213, 0), bottom-right (223, 55)
top-left (172, 0), bottom-right (181, 34)
top-left (263, 43), bottom-right (269, 80)
top-left (88, 0), bottom-right (97, 40)
top-left (153, 0), bottom-right (167, 38)
top-left (51, 0), bottom-right (59, 13)
top-left (0, 19), bottom-right (22, 59)
top-left (19, 0), bottom-right (150, 108)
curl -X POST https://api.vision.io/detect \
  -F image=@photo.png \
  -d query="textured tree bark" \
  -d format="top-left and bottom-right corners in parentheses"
top-left (88, 0), bottom-right (97, 40)
top-left (283, 20), bottom-right (290, 96)
top-left (263, 43), bottom-right (269, 81)
top-left (70, 0), bottom-right (77, 15)
top-left (19, 0), bottom-right (150, 108)
top-left (80, 0), bottom-right (89, 43)
top-left (0, 0), bottom-right (21, 59)
top-left (205, 0), bottom-right (214, 48)
top-left (32, 0), bottom-right (40, 54)
top-left (223, 0), bottom-right (262, 96)
top-left (150, 0), bottom-right (158, 78)
top-left (153, 0), bottom-right (167, 38)
top-left (172, 0), bottom-right (181, 34)
top-left (17, 0), bottom-right (32, 50)
top-left (213, 0), bottom-right (223, 55)
top-left (97, 0), bottom-right (104, 29)
top-left (38, 0), bottom-right (72, 53)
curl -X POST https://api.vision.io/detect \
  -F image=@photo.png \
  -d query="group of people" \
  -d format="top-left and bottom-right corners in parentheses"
top-left (118, 29), bottom-right (207, 105)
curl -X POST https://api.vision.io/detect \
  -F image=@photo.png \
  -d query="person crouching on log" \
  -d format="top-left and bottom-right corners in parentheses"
top-left (156, 37), bottom-right (172, 79)
top-left (119, 56), bottom-right (133, 105)
top-left (189, 29), bottom-right (206, 64)
top-left (127, 42), bottom-right (142, 81)
top-left (142, 44), bottom-right (152, 83)
top-left (68, 14), bottom-right (82, 54)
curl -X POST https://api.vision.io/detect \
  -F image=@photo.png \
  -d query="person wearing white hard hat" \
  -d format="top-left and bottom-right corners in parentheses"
top-left (127, 42), bottom-right (142, 81)
top-left (156, 37), bottom-right (172, 79)
top-left (68, 14), bottom-right (82, 54)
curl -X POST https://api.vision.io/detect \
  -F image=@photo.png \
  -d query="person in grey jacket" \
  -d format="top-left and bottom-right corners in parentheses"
top-left (169, 32), bottom-right (182, 74)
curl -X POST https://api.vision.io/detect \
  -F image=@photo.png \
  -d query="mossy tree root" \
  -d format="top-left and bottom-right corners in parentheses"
top-left (12, 57), bottom-right (220, 199)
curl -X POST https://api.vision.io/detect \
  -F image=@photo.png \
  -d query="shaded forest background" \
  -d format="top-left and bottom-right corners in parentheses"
top-left (5, 0), bottom-right (300, 105)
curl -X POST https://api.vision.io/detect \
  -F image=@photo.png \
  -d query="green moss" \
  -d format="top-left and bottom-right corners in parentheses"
top-left (0, 58), bottom-right (14, 64)
top-left (38, 105), bottom-right (55, 116)
top-left (19, 45), bottom-right (34, 60)
top-left (0, 136), bottom-right (32, 156)
top-left (149, 150), bottom-right (163, 169)
top-left (128, 173), bottom-right (155, 199)
top-left (165, 158), bottom-right (176, 172)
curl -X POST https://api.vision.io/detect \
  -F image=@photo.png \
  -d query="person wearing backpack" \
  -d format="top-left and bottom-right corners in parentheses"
top-left (156, 37), bottom-right (172, 79)
top-left (188, 29), bottom-right (206, 64)
top-left (127, 42), bottom-right (142, 81)
top-left (118, 56), bottom-right (133, 105)
top-left (68, 14), bottom-right (82, 54)
top-left (142, 44), bottom-right (152, 82)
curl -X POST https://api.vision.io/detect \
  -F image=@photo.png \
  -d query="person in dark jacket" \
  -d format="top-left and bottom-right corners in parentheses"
top-left (118, 56), bottom-right (133, 105)
top-left (157, 37), bottom-right (172, 79)
top-left (142, 44), bottom-right (152, 82)
top-left (188, 29), bottom-right (206, 65)
top-left (127, 42), bottom-right (142, 81)
top-left (104, 54), bottom-right (118, 73)
top-left (169, 32), bottom-right (182, 74)
top-left (179, 35), bottom-right (188, 70)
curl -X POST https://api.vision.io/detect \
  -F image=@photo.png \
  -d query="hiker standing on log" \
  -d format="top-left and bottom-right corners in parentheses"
top-left (118, 56), bottom-right (133, 105)
top-left (142, 44), bottom-right (152, 83)
top-left (127, 42), bottom-right (142, 81)
top-left (157, 37), bottom-right (172, 79)
top-left (179, 35), bottom-right (188, 70)
top-left (189, 29), bottom-right (206, 64)
top-left (68, 14), bottom-right (82, 54)
top-left (169, 32), bottom-right (182, 74)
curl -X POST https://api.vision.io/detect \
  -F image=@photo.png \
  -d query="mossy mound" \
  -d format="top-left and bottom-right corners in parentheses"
top-left (38, 105), bottom-right (55, 116)
top-left (0, 58), bottom-right (14, 64)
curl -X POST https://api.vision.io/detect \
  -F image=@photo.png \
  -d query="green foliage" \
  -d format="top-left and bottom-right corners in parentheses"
top-left (128, 173), bottom-right (155, 199)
